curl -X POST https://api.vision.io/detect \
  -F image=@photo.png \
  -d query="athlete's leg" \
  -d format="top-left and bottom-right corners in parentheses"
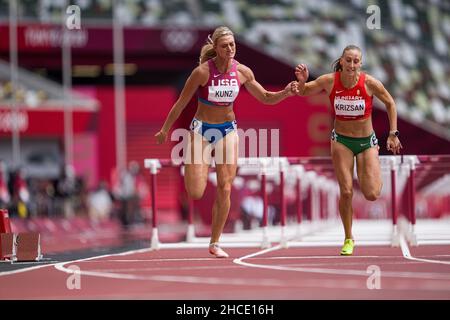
top-left (356, 146), bottom-right (382, 201)
top-left (331, 140), bottom-right (356, 240)
top-left (210, 130), bottom-right (238, 245)
top-left (184, 132), bottom-right (211, 200)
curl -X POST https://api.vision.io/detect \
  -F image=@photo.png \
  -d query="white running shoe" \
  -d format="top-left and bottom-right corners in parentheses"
top-left (209, 243), bottom-right (229, 258)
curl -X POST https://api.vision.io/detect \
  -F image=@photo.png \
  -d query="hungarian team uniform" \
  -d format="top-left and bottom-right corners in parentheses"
top-left (329, 72), bottom-right (378, 155)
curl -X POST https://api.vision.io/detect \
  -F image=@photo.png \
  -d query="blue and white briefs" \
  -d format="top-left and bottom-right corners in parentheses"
top-left (189, 118), bottom-right (237, 144)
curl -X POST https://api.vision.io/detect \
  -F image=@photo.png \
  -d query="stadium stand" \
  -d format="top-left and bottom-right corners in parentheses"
top-left (0, 59), bottom-right (98, 110)
top-left (1, 0), bottom-right (447, 137)
top-left (0, 0), bottom-right (448, 251)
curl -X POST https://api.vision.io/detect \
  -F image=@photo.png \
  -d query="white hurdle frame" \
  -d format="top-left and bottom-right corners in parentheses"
top-left (145, 155), bottom-right (429, 249)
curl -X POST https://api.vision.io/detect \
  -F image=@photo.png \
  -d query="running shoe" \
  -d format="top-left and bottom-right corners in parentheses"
top-left (209, 243), bottom-right (229, 258)
top-left (340, 239), bottom-right (354, 256)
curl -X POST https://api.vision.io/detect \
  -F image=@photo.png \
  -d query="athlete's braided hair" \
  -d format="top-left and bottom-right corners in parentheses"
top-left (332, 45), bottom-right (362, 71)
top-left (199, 26), bottom-right (234, 65)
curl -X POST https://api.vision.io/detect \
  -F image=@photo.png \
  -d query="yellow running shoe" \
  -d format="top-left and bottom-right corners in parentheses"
top-left (340, 239), bottom-right (354, 256)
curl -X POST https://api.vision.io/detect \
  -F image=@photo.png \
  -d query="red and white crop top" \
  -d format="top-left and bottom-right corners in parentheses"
top-left (328, 72), bottom-right (373, 121)
top-left (197, 59), bottom-right (241, 107)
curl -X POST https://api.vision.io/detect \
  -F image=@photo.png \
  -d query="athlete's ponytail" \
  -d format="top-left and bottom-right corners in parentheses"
top-left (332, 58), bottom-right (342, 72)
top-left (199, 35), bottom-right (216, 65)
top-left (199, 26), bottom-right (234, 65)
top-left (332, 45), bottom-right (362, 71)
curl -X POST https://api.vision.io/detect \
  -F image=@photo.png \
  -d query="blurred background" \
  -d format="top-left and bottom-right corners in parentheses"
top-left (0, 0), bottom-right (448, 250)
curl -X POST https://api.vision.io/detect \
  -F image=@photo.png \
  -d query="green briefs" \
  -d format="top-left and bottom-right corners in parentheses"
top-left (331, 129), bottom-right (378, 155)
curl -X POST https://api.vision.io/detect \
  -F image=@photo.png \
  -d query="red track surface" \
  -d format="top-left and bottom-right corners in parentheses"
top-left (1, 244), bottom-right (449, 299)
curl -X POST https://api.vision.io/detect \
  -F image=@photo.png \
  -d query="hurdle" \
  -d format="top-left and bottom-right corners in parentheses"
top-left (144, 155), bottom-right (446, 249)
top-left (144, 156), bottom-right (341, 249)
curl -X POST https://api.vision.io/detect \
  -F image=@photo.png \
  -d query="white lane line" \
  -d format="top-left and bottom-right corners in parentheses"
top-left (233, 244), bottom-right (450, 280)
top-left (79, 254), bottom-right (428, 264)
top-left (91, 260), bottom-right (442, 273)
top-left (89, 265), bottom-right (243, 272)
top-left (0, 263), bottom-right (57, 277)
top-left (80, 257), bottom-right (223, 263)
top-left (53, 244), bottom-right (319, 287)
top-left (54, 261), bottom-right (297, 287)
top-left (286, 241), bottom-right (392, 247)
top-left (235, 244), bottom-right (369, 277)
top-left (53, 259), bottom-right (377, 290)
top-left (53, 247), bottom-right (154, 273)
top-left (6, 250), bottom-right (450, 292)
top-left (0, 247), bottom-right (153, 277)
top-left (249, 255), bottom-right (396, 260)
top-left (400, 234), bottom-right (450, 265)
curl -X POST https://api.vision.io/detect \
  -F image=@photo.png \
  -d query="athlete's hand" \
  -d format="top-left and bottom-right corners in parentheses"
top-left (155, 130), bottom-right (168, 145)
top-left (290, 81), bottom-right (300, 95)
top-left (295, 64), bottom-right (309, 84)
top-left (387, 136), bottom-right (402, 155)
top-left (285, 81), bottom-right (298, 96)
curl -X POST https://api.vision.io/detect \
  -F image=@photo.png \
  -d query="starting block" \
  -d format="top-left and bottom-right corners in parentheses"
top-left (0, 209), bottom-right (12, 234)
top-left (1, 232), bottom-right (43, 262)
top-left (15, 232), bottom-right (43, 262)
top-left (0, 209), bottom-right (43, 262)
top-left (0, 233), bottom-right (14, 260)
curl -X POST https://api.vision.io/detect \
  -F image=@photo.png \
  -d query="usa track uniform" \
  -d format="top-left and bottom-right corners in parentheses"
top-left (190, 59), bottom-right (241, 144)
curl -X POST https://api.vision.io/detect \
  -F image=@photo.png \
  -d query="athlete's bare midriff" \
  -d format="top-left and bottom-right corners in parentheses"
top-left (194, 103), bottom-right (236, 124)
top-left (334, 117), bottom-right (374, 137)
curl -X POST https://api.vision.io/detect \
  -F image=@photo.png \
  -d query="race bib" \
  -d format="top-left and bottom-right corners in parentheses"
top-left (334, 97), bottom-right (366, 117)
top-left (208, 85), bottom-right (240, 103)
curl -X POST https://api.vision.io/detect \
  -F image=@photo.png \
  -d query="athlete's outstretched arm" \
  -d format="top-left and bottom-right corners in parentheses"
top-left (366, 75), bottom-right (402, 154)
top-left (294, 64), bottom-right (333, 96)
top-left (239, 64), bottom-right (295, 105)
top-left (155, 67), bottom-right (207, 144)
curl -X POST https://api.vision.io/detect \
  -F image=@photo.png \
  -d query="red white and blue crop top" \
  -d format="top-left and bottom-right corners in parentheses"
top-left (328, 72), bottom-right (373, 121)
top-left (197, 58), bottom-right (241, 107)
